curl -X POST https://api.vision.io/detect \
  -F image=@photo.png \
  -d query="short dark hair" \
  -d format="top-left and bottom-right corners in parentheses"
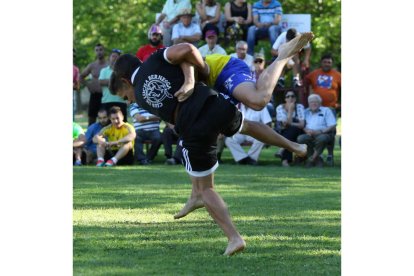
top-left (109, 54), bottom-right (142, 95)
top-left (95, 43), bottom-right (104, 48)
top-left (109, 106), bottom-right (122, 115)
top-left (321, 53), bottom-right (333, 61)
top-left (286, 28), bottom-right (297, 41)
top-left (97, 108), bottom-right (107, 114)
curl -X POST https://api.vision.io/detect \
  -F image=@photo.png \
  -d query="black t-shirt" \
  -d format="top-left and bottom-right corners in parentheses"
top-left (132, 48), bottom-right (182, 123)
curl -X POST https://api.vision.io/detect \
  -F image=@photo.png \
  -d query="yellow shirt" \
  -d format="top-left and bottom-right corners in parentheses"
top-left (101, 123), bottom-right (135, 150)
top-left (205, 54), bottom-right (231, 88)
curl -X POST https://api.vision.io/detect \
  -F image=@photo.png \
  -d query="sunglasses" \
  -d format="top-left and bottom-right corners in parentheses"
top-left (285, 94), bottom-right (296, 98)
top-left (254, 59), bottom-right (264, 64)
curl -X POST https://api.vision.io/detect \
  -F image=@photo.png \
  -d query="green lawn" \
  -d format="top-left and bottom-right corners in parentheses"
top-left (73, 146), bottom-right (341, 275)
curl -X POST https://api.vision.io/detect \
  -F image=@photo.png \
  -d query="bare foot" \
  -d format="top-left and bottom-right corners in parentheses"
top-left (276, 32), bottom-right (314, 61)
top-left (223, 237), bottom-right (246, 256)
top-left (294, 143), bottom-right (307, 158)
top-left (173, 197), bottom-right (204, 219)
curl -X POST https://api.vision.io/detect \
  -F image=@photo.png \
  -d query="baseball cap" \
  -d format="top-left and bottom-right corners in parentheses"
top-left (112, 48), bottom-right (122, 54)
top-left (205, 30), bottom-right (217, 38)
top-left (254, 52), bottom-right (265, 60)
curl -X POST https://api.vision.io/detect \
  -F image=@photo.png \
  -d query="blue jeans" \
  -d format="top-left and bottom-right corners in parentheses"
top-left (247, 25), bottom-right (282, 56)
top-left (134, 129), bottom-right (162, 162)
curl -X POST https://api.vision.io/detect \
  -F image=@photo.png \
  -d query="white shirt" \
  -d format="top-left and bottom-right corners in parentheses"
top-left (198, 44), bottom-right (227, 57)
top-left (230, 53), bottom-right (254, 71)
top-left (161, 0), bottom-right (192, 21)
top-left (304, 106), bottom-right (336, 131)
top-left (171, 22), bottom-right (202, 40)
top-left (240, 103), bottom-right (272, 125)
top-left (272, 31), bottom-right (311, 51)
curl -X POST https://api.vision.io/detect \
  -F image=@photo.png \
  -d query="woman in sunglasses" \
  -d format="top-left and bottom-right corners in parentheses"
top-left (275, 91), bottom-right (305, 167)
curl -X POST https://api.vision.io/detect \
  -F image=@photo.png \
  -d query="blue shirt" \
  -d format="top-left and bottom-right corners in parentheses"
top-left (252, 0), bottom-right (283, 24)
top-left (84, 122), bottom-right (105, 153)
top-left (304, 106), bottom-right (336, 131)
top-left (129, 103), bottom-right (160, 131)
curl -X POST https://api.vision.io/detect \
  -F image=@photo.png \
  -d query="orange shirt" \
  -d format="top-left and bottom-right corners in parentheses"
top-left (305, 69), bottom-right (341, 108)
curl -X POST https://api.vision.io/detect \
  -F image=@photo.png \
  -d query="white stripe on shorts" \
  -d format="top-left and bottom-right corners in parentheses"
top-left (181, 145), bottom-right (219, 177)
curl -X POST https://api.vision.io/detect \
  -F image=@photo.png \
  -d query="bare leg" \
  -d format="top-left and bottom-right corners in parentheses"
top-left (174, 187), bottom-right (204, 219)
top-left (181, 174), bottom-right (246, 256)
top-left (232, 32), bottom-right (314, 110)
top-left (240, 120), bottom-right (307, 157)
top-left (113, 142), bottom-right (133, 160)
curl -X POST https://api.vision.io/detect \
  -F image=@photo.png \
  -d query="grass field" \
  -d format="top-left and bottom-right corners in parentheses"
top-left (73, 145), bottom-right (341, 275)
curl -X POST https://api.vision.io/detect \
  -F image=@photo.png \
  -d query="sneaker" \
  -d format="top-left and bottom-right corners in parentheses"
top-left (74, 160), bottom-right (82, 166)
top-left (281, 160), bottom-right (290, 167)
top-left (139, 159), bottom-right (150, 165)
top-left (277, 77), bottom-right (285, 88)
top-left (104, 159), bottom-right (115, 167)
top-left (293, 78), bottom-right (302, 87)
top-left (326, 155), bottom-right (334, 166)
top-left (96, 160), bottom-right (105, 167)
top-left (165, 158), bottom-right (177, 165)
top-left (315, 157), bottom-right (324, 168)
top-left (274, 148), bottom-right (285, 158)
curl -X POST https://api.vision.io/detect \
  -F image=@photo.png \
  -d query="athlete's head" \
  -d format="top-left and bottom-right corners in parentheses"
top-left (109, 54), bottom-right (142, 102)
top-left (148, 24), bottom-right (163, 46)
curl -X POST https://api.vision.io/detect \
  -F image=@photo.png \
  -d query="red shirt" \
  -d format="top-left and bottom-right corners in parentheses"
top-left (135, 44), bottom-right (165, 62)
top-left (305, 68), bottom-right (341, 108)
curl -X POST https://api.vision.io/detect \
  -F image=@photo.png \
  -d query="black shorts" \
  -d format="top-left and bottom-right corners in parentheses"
top-left (88, 93), bottom-right (103, 118)
top-left (176, 84), bottom-right (243, 176)
top-left (104, 148), bottom-right (134, 165)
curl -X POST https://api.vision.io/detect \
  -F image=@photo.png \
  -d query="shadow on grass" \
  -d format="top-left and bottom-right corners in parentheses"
top-left (74, 219), bottom-right (340, 275)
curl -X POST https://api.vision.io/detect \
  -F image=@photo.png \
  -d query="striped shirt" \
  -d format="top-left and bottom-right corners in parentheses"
top-left (252, 0), bottom-right (283, 24)
top-left (129, 103), bottom-right (160, 131)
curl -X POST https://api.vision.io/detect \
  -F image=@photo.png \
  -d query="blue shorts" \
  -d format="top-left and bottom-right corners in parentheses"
top-left (214, 57), bottom-right (256, 105)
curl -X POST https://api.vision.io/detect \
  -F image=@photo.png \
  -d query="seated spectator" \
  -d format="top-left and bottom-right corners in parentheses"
top-left (172, 8), bottom-right (202, 46)
top-left (162, 123), bottom-right (183, 165)
top-left (99, 48), bottom-right (128, 121)
top-left (73, 122), bottom-right (85, 166)
top-left (83, 108), bottom-right (110, 164)
top-left (225, 103), bottom-right (272, 165)
top-left (155, 0), bottom-right (192, 47)
top-left (93, 106), bottom-right (136, 167)
top-left (275, 91), bottom-right (305, 167)
top-left (130, 103), bottom-right (162, 165)
top-left (252, 51), bottom-right (275, 119)
top-left (247, 0), bottom-right (283, 56)
top-left (229, 40), bottom-right (254, 71)
top-left (271, 28), bottom-right (311, 87)
top-left (297, 94), bottom-right (336, 168)
top-left (195, 0), bottom-right (222, 31)
top-left (224, 0), bottom-right (252, 42)
top-left (198, 28), bottom-right (227, 57)
top-left (136, 24), bottom-right (165, 62)
top-left (304, 53), bottom-right (341, 111)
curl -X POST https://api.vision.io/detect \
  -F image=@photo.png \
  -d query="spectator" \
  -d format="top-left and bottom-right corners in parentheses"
top-left (162, 123), bottom-right (183, 165)
top-left (304, 53), bottom-right (341, 110)
top-left (83, 108), bottom-right (110, 164)
top-left (275, 91), bottom-right (305, 167)
top-left (171, 8), bottom-right (202, 46)
top-left (229, 40), bottom-right (254, 71)
top-left (271, 28), bottom-right (311, 87)
top-left (198, 28), bottom-right (227, 57)
top-left (73, 122), bottom-right (85, 166)
top-left (225, 103), bottom-right (272, 165)
top-left (252, 51), bottom-right (275, 120)
top-left (93, 106), bottom-right (136, 167)
top-left (136, 24), bottom-right (165, 62)
top-left (224, 0), bottom-right (252, 42)
top-left (247, 0), bottom-right (283, 56)
top-left (99, 48), bottom-right (128, 121)
top-left (155, 0), bottom-right (192, 47)
top-left (80, 43), bottom-right (109, 126)
top-left (73, 49), bottom-right (80, 121)
top-left (129, 103), bottom-right (162, 165)
top-left (195, 0), bottom-right (222, 31)
top-left (297, 94), bottom-right (336, 168)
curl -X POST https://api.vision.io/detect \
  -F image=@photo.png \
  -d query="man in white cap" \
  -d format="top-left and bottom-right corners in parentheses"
top-left (172, 8), bottom-right (202, 45)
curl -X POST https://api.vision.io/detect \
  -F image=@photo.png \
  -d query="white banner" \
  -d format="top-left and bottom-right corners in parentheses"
top-left (280, 14), bottom-right (311, 33)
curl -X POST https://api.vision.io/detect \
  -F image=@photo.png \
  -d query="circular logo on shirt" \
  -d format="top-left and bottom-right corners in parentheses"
top-left (142, 74), bottom-right (173, 108)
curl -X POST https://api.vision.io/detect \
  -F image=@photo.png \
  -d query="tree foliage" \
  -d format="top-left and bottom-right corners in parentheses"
top-left (73, 0), bottom-right (340, 71)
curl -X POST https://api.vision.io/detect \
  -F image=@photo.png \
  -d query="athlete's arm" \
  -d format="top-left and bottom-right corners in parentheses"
top-left (164, 43), bottom-right (209, 78)
top-left (174, 62), bottom-right (195, 102)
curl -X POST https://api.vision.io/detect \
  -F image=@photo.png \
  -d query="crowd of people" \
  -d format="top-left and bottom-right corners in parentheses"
top-left (73, 0), bottom-right (341, 169)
